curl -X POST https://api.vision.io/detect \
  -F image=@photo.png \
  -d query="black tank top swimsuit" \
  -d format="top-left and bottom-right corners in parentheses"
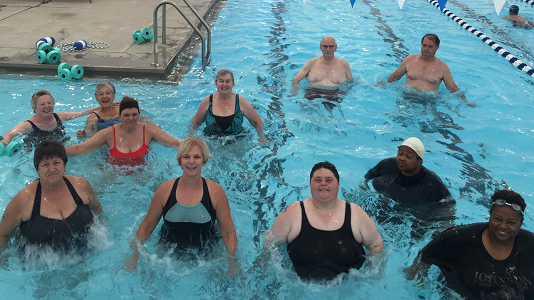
top-left (18, 177), bottom-right (94, 251)
top-left (287, 201), bottom-right (366, 281)
top-left (159, 177), bottom-right (217, 250)
top-left (23, 113), bottom-right (67, 147)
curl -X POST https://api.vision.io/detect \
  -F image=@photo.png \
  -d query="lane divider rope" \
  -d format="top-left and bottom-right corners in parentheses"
top-left (425, 0), bottom-right (534, 79)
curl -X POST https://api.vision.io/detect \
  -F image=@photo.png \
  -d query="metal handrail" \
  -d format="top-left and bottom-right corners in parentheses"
top-left (152, 0), bottom-right (211, 67)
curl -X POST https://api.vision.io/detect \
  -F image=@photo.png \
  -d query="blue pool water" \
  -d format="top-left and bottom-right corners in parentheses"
top-left (1, 0), bottom-right (534, 298)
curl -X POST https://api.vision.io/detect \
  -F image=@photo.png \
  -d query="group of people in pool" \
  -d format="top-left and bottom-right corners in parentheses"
top-left (0, 29), bottom-right (532, 299)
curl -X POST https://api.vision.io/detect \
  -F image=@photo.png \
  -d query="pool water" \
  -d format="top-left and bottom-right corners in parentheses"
top-left (1, 0), bottom-right (534, 298)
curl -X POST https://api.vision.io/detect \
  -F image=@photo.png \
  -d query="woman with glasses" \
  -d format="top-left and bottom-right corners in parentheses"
top-left (408, 190), bottom-right (534, 298)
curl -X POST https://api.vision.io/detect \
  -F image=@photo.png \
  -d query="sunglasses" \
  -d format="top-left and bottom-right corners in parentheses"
top-left (492, 199), bottom-right (524, 215)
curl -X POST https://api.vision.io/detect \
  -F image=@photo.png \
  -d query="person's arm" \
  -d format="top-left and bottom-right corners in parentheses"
top-left (264, 201), bottom-right (301, 248)
top-left (342, 59), bottom-right (354, 82)
top-left (238, 96), bottom-right (267, 143)
top-left (208, 180), bottom-right (238, 274)
top-left (291, 59), bottom-right (314, 96)
top-left (387, 56), bottom-right (411, 83)
top-left (77, 114), bottom-right (98, 139)
top-left (56, 107), bottom-right (100, 122)
top-left (351, 203), bottom-right (383, 253)
top-left (442, 63), bottom-right (476, 107)
top-left (146, 124), bottom-right (181, 148)
top-left (80, 176), bottom-right (102, 215)
top-left (66, 127), bottom-right (110, 157)
top-left (123, 180), bottom-right (171, 271)
top-left (1, 121), bottom-right (32, 146)
top-left (190, 96), bottom-right (210, 132)
top-left (0, 189), bottom-right (30, 254)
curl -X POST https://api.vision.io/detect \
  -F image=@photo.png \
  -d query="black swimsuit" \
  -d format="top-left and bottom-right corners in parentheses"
top-left (159, 177), bottom-right (217, 250)
top-left (23, 113), bottom-right (67, 147)
top-left (287, 201), bottom-right (366, 281)
top-left (18, 177), bottom-right (94, 251)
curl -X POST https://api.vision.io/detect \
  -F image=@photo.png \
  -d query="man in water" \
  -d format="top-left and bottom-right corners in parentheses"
top-left (387, 34), bottom-right (474, 107)
top-left (292, 36), bottom-right (354, 109)
top-left (363, 137), bottom-right (450, 203)
top-left (502, 5), bottom-right (534, 29)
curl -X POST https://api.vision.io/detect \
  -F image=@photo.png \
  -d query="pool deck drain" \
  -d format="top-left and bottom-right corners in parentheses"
top-left (0, 0), bottom-right (223, 81)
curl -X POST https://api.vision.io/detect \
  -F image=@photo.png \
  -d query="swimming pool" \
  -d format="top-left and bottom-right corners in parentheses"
top-left (1, 0), bottom-right (534, 298)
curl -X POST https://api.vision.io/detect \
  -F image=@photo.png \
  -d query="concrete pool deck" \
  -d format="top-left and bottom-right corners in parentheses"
top-left (0, 0), bottom-right (224, 81)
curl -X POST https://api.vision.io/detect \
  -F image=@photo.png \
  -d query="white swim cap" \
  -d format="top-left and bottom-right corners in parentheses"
top-left (400, 137), bottom-right (425, 159)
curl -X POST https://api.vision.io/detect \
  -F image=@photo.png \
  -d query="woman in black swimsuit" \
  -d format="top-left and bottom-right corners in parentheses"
top-left (265, 161), bottom-right (383, 282)
top-left (1, 90), bottom-right (100, 148)
top-left (0, 140), bottom-right (102, 254)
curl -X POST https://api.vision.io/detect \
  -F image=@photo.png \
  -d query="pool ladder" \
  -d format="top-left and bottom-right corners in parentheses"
top-left (152, 0), bottom-right (211, 68)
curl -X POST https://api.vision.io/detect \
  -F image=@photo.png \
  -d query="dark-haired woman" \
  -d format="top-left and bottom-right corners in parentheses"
top-left (66, 97), bottom-right (181, 165)
top-left (265, 161), bottom-right (383, 282)
top-left (412, 190), bottom-right (534, 299)
top-left (0, 140), bottom-right (102, 254)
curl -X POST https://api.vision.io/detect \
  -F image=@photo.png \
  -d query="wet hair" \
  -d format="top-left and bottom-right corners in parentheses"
top-left (215, 69), bottom-right (235, 84)
top-left (320, 36), bottom-right (337, 46)
top-left (94, 81), bottom-right (116, 97)
top-left (310, 161), bottom-right (340, 182)
top-left (176, 137), bottom-right (210, 166)
top-left (30, 90), bottom-right (55, 112)
top-left (34, 140), bottom-right (68, 170)
top-left (509, 5), bottom-right (519, 15)
top-left (489, 190), bottom-right (526, 220)
top-left (119, 96), bottom-right (140, 115)
top-left (421, 33), bottom-right (440, 47)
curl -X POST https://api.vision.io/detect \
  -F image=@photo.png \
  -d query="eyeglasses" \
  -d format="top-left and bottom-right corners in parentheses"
top-left (492, 199), bottom-right (524, 215)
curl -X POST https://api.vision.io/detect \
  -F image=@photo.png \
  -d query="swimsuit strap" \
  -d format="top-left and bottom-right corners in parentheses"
top-left (343, 202), bottom-right (351, 231)
top-left (63, 176), bottom-right (84, 206)
top-left (93, 112), bottom-right (103, 121)
top-left (234, 94), bottom-right (240, 111)
top-left (299, 201), bottom-right (311, 228)
top-left (209, 94), bottom-right (213, 111)
top-left (53, 113), bottom-right (62, 125)
top-left (112, 125), bottom-right (117, 149)
top-left (142, 124), bottom-right (146, 144)
top-left (26, 120), bottom-right (40, 131)
top-left (31, 180), bottom-right (43, 218)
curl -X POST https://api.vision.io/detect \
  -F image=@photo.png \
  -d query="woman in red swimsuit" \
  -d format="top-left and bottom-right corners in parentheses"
top-left (66, 97), bottom-right (182, 165)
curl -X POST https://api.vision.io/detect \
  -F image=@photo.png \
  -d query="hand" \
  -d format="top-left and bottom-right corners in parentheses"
top-left (122, 253), bottom-right (139, 272)
top-left (466, 102), bottom-right (476, 108)
top-left (113, 102), bottom-right (120, 108)
top-left (258, 136), bottom-right (268, 145)
top-left (77, 129), bottom-right (87, 138)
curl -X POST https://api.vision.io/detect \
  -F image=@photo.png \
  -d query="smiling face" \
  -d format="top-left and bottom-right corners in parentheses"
top-left (95, 86), bottom-right (115, 108)
top-left (37, 156), bottom-right (66, 185)
top-left (35, 95), bottom-right (55, 118)
top-left (420, 37), bottom-right (438, 59)
top-left (396, 145), bottom-right (422, 176)
top-left (310, 168), bottom-right (339, 201)
top-left (119, 108), bottom-right (139, 127)
top-left (487, 205), bottom-right (522, 244)
top-left (216, 73), bottom-right (234, 95)
top-left (180, 145), bottom-right (205, 176)
top-left (320, 37), bottom-right (337, 59)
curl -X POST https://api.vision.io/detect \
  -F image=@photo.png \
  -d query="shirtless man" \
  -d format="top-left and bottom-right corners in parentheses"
top-left (387, 34), bottom-right (474, 107)
top-left (502, 5), bottom-right (534, 29)
top-left (291, 36), bottom-right (353, 108)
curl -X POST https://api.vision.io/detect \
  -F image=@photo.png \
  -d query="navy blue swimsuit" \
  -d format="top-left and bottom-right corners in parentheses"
top-left (93, 112), bottom-right (121, 131)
